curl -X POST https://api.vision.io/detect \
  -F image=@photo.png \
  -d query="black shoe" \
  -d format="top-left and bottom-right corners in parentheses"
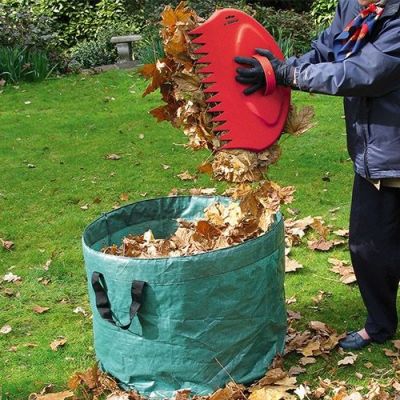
top-left (339, 331), bottom-right (372, 350)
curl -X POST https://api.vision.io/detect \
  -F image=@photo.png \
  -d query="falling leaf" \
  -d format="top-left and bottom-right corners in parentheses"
top-left (106, 154), bottom-right (121, 160)
top-left (0, 325), bottom-right (12, 334)
top-left (50, 337), bottom-right (67, 351)
top-left (33, 305), bottom-right (50, 314)
top-left (1, 238), bottom-right (14, 251)
top-left (285, 105), bottom-right (316, 136)
top-left (3, 272), bottom-right (21, 283)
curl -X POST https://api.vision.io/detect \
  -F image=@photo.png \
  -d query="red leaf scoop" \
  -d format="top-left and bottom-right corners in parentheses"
top-left (190, 9), bottom-right (291, 152)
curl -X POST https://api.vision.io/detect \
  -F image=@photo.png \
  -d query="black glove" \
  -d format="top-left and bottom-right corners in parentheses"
top-left (235, 48), bottom-right (295, 95)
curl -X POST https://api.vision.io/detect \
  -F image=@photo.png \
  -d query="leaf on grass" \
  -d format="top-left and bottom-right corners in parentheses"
top-left (120, 193), bottom-right (129, 202)
top-left (1, 238), bottom-right (14, 251)
top-left (308, 239), bottom-right (334, 251)
top-left (33, 305), bottom-right (50, 314)
top-left (328, 258), bottom-right (357, 284)
top-left (31, 391), bottom-right (74, 400)
top-left (189, 188), bottom-right (216, 196)
top-left (285, 257), bottom-right (303, 273)
top-left (0, 324), bottom-right (12, 334)
top-left (106, 154), bottom-right (121, 160)
top-left (333, 229), bottom-right (349, 238)
top-left (43, 259), bottom-right (52, 271)
top-left (338, 353), bottom-right (358, 366)
top-left (3, 272), bottom-right (21, 283)
top-left (177, 170), bottom-right (197, 181)
top-left (80, 204), bottom-right (89, 211)
top-left (299, 357), bottom-right (316, 366)
top-left (50, 337), bottom-right (67, 351)
top-left (73, 307), bottom-right (88, 316)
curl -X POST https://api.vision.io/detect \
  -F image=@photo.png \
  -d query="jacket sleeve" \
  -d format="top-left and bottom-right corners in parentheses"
top-left (296, 18), bottom-right (400, 97)
top-left (286, 1), bottom-right (344, 67)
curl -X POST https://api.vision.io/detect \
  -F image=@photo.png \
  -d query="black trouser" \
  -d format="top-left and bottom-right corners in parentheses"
top-left (349, 173), bottom-right (400, 343)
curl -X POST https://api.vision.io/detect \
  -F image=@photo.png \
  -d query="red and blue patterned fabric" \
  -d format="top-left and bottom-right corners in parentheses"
top-left (333, 3), bottom-right (385, 61)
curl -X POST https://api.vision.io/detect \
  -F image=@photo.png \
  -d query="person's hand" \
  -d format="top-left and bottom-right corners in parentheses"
top-left (254, 48), bottom-right (294, 87)
top-left (234, 55), bottom-right (266, 95)
top-left (235, 48), bottom-right (295, 95)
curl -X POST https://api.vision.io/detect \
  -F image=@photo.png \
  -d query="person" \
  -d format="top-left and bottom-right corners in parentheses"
top-left (235, 0), bottom-right (400, 350)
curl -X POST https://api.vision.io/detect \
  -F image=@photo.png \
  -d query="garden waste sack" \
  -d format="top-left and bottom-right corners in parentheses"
top-left (82, 196), bottom-right (286, 397)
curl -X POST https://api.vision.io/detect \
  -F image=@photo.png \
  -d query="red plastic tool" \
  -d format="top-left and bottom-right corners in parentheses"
top-left (190, 9), bottom-right (291, 152)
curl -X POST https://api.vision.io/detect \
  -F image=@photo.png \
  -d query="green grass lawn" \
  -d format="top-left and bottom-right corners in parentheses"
top-left (0, 70), bottom-right (396, 398)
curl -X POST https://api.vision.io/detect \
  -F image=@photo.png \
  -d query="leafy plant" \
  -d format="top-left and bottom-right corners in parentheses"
top-left (311, 0), bottom-right (337, 30)
top-left (252, 5), bottom-right (315, 56)
top-left (0, 47), bottom-right (51, 83)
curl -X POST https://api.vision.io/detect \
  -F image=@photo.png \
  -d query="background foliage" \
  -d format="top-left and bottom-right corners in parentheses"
top-left (0, 0), bottom-right (338, 81)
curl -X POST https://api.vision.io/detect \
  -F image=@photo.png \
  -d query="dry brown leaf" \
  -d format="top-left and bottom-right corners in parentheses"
top-left (177, 170), bottom-right (197, 181)
top-left (285, 257), bottom-right (303, 273)
top-left (333, 229), bottom-right (349, 238)
top-left (31, 391), bottom-right (74, 400)
top-left (285, 105), bottom-right (316, 136)
top-left (1, 324), bottom-right (12, 334)
top-left (338, 353), bottom-right (358, 366)
top-left (2, 272), bottom-right (21, 283)
top-left (308, 239), bottom-right (334, 251)
top-left (299, 357), bottom-right (316, 366)
top-left (1, 238), bottom-right (14, 251)
top-left (249, 386), bottom-right (296, 400)
top-left (33, 305), bottom-right (50, 314)
top-left (106, 154), bottom-right (121, 160)
top-left (50, 337), bottom-right (67, 351)
top-left (120, 193), bottom-right (129, 201)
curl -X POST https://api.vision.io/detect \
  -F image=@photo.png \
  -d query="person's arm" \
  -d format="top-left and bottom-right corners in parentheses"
top-left (295, 18), bottom-right (400, 97)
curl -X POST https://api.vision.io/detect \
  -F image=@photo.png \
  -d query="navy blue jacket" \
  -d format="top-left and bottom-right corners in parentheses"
top-left (288, 0), bottom-right (400, 179)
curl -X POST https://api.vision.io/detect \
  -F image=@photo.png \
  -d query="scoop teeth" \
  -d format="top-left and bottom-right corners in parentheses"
top-left (206, 93), bottom-right (223, 103)
top-left (196, 55), bottom-right (212, 64)
top-left (201, 75), bottom-right (217, 86)
top-left (208, 103), bottom-right (224, 113)
top-left (191, 35), bottom-right (205, 45)
top-left (198, 65), bottom-right (213, 74)
top-left (211, 114), bottom-right (226, 122)
top-left (214, 122), bottom-right (232, 132)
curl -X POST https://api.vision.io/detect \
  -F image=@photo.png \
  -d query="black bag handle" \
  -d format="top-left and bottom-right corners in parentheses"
top-left (91, 271), bottom-right (146, 330)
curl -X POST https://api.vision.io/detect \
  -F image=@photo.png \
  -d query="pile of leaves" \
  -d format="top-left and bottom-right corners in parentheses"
top-left (103, 181), bottom-right (294, 257)
top-left (139, 1), bottom-right (315, 183)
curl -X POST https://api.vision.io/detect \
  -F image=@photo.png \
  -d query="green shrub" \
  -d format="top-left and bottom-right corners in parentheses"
top-left (252, 5), bottom-right (315, 56)
top-left (69, 21), bottom-right (137, 69)
top-left (0, 4), bottom-right (58, 50)
top-left (311, 0), bottom-right (337, 30)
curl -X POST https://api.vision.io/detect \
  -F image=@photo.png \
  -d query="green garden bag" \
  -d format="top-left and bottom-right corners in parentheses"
top-left (82, 196), bottom-right (286, 397)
